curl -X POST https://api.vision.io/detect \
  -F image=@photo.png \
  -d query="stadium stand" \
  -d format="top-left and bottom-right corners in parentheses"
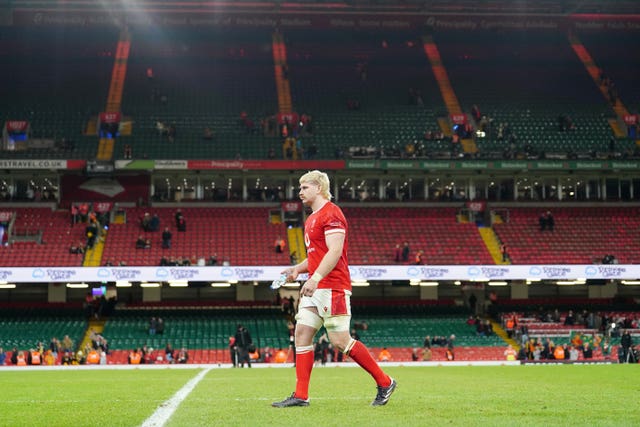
top-left (344, 207), bottom-right (495, 265)
top-left (0, 27), bottom-right (116, 160)
top-left (493, 207), bottom-right (640, 264)
top-left (0, 303), bottom-right (87, 364)
top-left (579, 31), bottom-right (640, 115)
top-left (113, 28), bottom-right (280, 160)
top-left (100, 207), bottom-right (291, 266)
top-left (0, 207), bottom-right (87, 267)
top-left (434, 30), bottom-right (618, 158)
top-left (286, 29), bottom-right (446, 160)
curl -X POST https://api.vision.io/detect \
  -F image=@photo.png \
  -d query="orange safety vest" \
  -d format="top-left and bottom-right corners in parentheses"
top-left (17, 354), bottom-right (27, 366)
top-left (30, 351), bottom-right (41, 365)
top-left (378, 349), bottom-right (392, 362)
top-left (129, 352), bottom-right (142, 364)
top-left (87, 350), bottom-right (100, 364)
top-left (553, 346), bottom-right (565, 360)
top-left (274, 350), bottom-right (288, 363)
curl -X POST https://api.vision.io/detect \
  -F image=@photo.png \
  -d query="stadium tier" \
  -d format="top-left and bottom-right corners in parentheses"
top-left (2, 24), bottom-right (637, 161)
top-left (100, 207), bottom-right (290, 267)
top-left (3, 206), bottom-right (640, 267)
top-left (286, 29), bottom-right (444, 159)
top-left (579, 31), bottom-right (640, 113)
top-left (114, 27), bottom-right (280, 160)
top-left (434, 30), bottom-right (618, 157)
top-left (0, 27), bottom-right (116, 160)
top-left (345, 207), bottom-right (494, 265)
top-left (492, 207), bottom-right (640, 264)
top-left (0, 207), bottom-right (87, 267)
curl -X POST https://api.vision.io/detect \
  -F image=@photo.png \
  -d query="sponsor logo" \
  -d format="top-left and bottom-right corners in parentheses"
top-left (46, 269), bottom-right (76, 281)
top-left (542, 267), bottom-right (571, 278)
top-left (467, 267), bottom-right (481, 277)
top-left (481, 267), bottom-right (509, 278)
top-left (111, 269), bottom-right (142, 280)
top-left (0, 159), bottom-right (66, 169)
top-left (354, 267), bottom-right (387, 279)
top-left (528, 266), bottom-right (542, 276)
top-left (420, 267), bottom-right (450, 278)
top-left (0, 270), bottom-right (12, 280)
top-left (170, 269), bottom-right (200, 280)
top-left (597, 266), bottom-right (626, 278)
top-left (584, 266), bottom-right (598, 277)
top-left (234, 268), bottom-right (264, 279)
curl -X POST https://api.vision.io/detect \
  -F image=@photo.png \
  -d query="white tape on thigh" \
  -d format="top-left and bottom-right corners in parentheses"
top-left (324, 315), bottom-right (351, 332)
top-left (295, 308), bottom-right (323, 330)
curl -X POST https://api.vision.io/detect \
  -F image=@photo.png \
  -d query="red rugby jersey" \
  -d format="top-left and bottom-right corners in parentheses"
top-left (304, 202), bottom-right (351, 291)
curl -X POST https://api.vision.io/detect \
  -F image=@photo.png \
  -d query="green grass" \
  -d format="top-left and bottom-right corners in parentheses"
top-left (1, 365), bottom-right (639, 427)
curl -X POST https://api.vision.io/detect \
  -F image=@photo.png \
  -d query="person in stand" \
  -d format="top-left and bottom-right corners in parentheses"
top-left (275, 236), bottom-right (286, 253)
top-left (162, 227), bottom-right (172, 249)
top-left (401, 241), bottom-right (410, 262)
top-left (546, 211), bottom-right (555, 232)
top-left (272, 170), bottom-right (396, 408)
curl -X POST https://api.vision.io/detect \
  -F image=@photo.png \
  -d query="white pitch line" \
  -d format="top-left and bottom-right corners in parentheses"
top-left (140, 367), bottom-right (212, 427)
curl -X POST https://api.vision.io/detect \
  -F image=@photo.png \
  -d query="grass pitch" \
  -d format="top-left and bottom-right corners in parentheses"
top-left (1, 364), bottom-right (638, 427)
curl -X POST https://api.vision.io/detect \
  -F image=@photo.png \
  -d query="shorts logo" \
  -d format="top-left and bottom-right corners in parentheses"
top-left (323, 306), bottom-right (328, 312)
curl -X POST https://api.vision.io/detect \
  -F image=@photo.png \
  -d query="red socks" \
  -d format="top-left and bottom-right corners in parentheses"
top-left (347, 340), bottom-right (391, 387)
top-left (294, 348), bottom-right (314, 400)
top-left (294, 340), bottom-right (390, 400)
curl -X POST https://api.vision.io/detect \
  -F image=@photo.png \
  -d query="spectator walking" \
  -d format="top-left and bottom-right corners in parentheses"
top-left (234, 324), bottom-right (253, 368)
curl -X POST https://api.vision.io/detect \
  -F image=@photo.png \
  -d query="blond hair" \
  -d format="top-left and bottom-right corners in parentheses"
top-left (299, 170), bottom-right (332, 200)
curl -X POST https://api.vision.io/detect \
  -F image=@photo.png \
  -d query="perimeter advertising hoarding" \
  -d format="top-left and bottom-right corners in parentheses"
top-left (0, 264), bottom-right (635, 283)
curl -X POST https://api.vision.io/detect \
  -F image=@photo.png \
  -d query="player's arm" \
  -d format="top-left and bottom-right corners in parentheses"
top-left (300, 232), bottom-right (344, 297)
top-left (282, 258), bottom-right (308, 281)
top-left (313, 232), bottom-right (344, 279)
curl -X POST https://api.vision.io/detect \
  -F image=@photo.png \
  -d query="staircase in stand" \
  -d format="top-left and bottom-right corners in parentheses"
top-left (568, 32), bottom-right (635, 144)
top-left (422, 35), bottom-right (477, 154)
top-left (97, 29), bottom-right (131, 161)
top-left (478, 226), bottom-right (508, 265)
top-left (287, 227), bottom-right (306, 264)
top-left (272, 32), bottom-right (293, 114)
top-left (79, 319), bottom-right (106, 352)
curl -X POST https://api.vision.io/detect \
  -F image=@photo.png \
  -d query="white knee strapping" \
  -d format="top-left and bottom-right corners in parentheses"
top-left (343, 338), bottom-right (356, 355)
top-left (296, 345), bottom-right (314, 354)
top-left (295, 308), bottom-right (323, 330)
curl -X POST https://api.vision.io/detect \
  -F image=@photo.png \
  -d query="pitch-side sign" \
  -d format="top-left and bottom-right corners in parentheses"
top-left (0, 265), bottom-right (636, 283)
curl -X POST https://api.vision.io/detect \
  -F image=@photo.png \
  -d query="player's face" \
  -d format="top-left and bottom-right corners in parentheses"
top-left (299, 182), bottom-right (320, 206)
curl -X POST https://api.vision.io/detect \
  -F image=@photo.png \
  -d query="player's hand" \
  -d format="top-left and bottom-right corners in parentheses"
top-left (300, 278), bottom-right (318, 297)
top-left (281, 267), bottom-right (299, 282)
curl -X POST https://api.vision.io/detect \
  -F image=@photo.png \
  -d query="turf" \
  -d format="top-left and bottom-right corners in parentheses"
top-left (1, 365), bottom-right (638, 427)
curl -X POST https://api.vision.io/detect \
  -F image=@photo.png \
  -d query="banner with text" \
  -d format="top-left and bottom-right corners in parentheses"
top-left (0, 264), bottom-right (637, 283)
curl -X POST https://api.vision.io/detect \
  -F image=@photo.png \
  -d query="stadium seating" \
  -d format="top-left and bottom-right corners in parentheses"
top-left (579, 31), bottom-right (640, 112)
top-left (493, 207), bottom-right (640, 264)
top-left (113, 27), bottom-right (281, 161)
top-left (100, 207), bottom-right (291, 266)
top-left (434, 30), bottom-right (617, 157)
top-left (0, 27), bottom-right (116, 160)
top-left (286, 29), bottom-right (444, 160)
top-left (0, 207), bottom-right (87, 267)
top-left (101, 306), bottom-right (290, 354)
top-left (0, 304), bottom-right (87, 357)
top-left (344, 207), bottom-right (494, 265)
